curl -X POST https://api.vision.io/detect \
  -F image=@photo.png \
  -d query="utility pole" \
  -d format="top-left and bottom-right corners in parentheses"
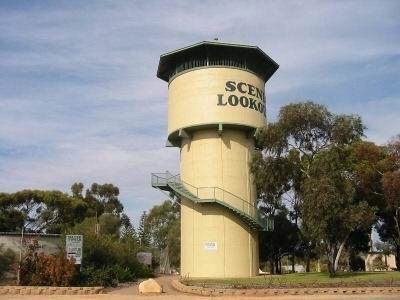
top-left (17, 226), bottom-right (24, 285)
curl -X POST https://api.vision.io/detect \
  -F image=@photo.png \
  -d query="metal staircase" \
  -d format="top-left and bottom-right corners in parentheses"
top-left (151, 172), bottom-right (273, 231)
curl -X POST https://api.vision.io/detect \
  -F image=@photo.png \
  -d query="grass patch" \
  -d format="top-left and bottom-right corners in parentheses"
top-left (183, 272), bottom-right (400, 288)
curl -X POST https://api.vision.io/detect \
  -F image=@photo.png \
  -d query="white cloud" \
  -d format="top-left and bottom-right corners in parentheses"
top-left (0, 0), bottom-right (399, 224)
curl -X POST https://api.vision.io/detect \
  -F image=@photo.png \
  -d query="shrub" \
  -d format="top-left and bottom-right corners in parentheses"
top-left (75, 265), bottom-right (133, 287)
top-left (29, 253), bottom-right (75, 286)
top-left (349, 254), bottom-right (365, 271)
top-left (0, 244), bottom-right (16, 279)
top-left (72, 234), bottom-right (152, 287)
top-left (371, 254), bottom-right (387, 271)
top-left (19, 239), bottom-right (75, 286)
top-left (67, 218), bottom-right (153, 287)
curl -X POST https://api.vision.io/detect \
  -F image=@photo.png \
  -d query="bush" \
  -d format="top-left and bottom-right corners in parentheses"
top-left (372, 254), bottom-right (387, 271)
top-left (67, 218), bottom-right (153, 287)
top-left (20, 240), bottom-right (75, 286)
top-left (74, 265), bottom-right (133, 287)
top-left (349, 253), bottom-right (365, 271)
top-left (0, 244), bottom-right (16, 279)
top-left (72, 234), bottom-right (152, 287)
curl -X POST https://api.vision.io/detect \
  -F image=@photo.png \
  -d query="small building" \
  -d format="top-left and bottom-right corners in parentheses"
top-left (365, 252), bottom-right (397, 271)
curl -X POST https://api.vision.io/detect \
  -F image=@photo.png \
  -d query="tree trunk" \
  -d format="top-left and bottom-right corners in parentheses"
top-left (396, 244), bottom-right (400, 271)
top-left (291, 254), bottom-right (295, 273)
top-left (306, 254), bottom-right (311, 272)
top-left (333, 239), bottom-right (347, 273)
top-left (269, 257), bottom-right (275, 274)
top-left (328, 256), bottom-right (335, 277)
top-left (327, 247), bottom-right (336, 277)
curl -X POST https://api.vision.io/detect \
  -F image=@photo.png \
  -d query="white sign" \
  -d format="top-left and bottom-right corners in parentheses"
top-left (137, 252), bottom-right (152, 266)
top-left (66, 235), bottom-right (83, 264)
top-left (204, 241), bottom-right (217, 251)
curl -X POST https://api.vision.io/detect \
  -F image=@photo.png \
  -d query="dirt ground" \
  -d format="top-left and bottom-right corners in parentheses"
top-left (1, 275), bottom-right (399, 300)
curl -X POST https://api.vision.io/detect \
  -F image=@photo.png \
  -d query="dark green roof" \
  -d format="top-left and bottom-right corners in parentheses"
top-left (157, 41), bottom-right (279, 82)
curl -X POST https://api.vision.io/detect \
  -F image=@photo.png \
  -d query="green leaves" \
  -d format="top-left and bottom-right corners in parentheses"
top-left (252, 101), bottom-right (374, 276)
top-left (138, 200), bottom-right (180, 267)
top-left (0, 182), bottom-right (124, 233)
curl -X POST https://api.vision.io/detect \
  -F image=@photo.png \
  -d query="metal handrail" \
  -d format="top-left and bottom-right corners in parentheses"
top-left (151, 172), bottom-right (258, 219)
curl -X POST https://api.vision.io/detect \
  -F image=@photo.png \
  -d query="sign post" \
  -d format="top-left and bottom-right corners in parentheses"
top-left (66, 235), bottom-right (83, 265)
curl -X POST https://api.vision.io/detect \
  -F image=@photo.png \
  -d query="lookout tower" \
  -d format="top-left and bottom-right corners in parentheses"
top-left (152, 41), bottom-right (278, 278)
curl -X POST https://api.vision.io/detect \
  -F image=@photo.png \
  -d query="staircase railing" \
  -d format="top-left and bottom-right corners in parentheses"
top-left (152, 172), bottom-right (258, 220)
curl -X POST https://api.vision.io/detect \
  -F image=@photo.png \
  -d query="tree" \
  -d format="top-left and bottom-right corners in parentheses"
top-left (301, 148), bottom-right (375, 276)
top-left (145, 200), bottom-right (180, 268)
top-left (120, 213), bottom-right (138, 243)
top-left (347, 228), bottom-right (371, 271)
top-left (259, 209), bottom-right (299, 274)
top-left (138, 211), bottom-right (151, 249)
top-left (377, 135), bottom-right (400, 270)
top-left (0, 182), bottom-right (124, 234)
top-left (0, 190), bottom-right (87, 233)
top-left (98, 213), bottom-right (121, 235)
top-left (253, 101), bottom-right (365, 274)
top-left (0, 193), bottom-right (24, 231)
top-left (85, 183), bottom-right (123, 217)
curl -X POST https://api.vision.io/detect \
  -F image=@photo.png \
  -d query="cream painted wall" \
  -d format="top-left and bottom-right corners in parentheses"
top-left (180, 130), bottom-right (258, 277)
top-left (169, 67), bottom-right (266, 278)
top-left (168, 68), bottom-right (266, 137)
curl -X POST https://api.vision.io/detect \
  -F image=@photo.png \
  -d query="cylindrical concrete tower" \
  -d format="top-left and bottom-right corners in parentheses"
top-left (152, 41), bottom-right (278, 278)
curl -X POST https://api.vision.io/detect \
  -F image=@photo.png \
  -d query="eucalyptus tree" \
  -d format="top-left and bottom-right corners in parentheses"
top-left (377, 135), bottom-right (400, 270)
top-left (301, 147), bottom-right (375, 276)
top-left (252, 101), bottom-right (366, 275)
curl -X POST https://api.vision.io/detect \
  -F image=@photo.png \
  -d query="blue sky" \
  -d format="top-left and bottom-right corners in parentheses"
top-left (1, 0), bottom-right (399, 225)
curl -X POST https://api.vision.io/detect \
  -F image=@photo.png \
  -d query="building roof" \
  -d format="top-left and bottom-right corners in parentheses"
top-left (157, 40), bottom-right (279, 82)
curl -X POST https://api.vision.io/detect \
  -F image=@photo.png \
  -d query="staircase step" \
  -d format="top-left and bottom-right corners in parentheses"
top-left (163, 178), bottom-right (267, 231)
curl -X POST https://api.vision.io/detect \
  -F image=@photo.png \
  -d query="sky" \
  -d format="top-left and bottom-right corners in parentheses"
top-left (0, 0), bottom-right (399, 225)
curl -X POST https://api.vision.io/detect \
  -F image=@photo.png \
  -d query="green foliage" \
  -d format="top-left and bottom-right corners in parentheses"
top-left (75, 266), bottom-right (127, 287)
top-left (143, 200), bottom-right (180, 268)
top-left (67, 218), bottom-right (152, 287)
top-left (349, 253), bottom-right (365, 271)
top-left (98, 213), bottom-right (121, 235)
top-left (120, 213), bottom-right (138, 249)
top-left (259, 210), bottom-right (299, 274)
top-left (301, 147), bottom-right (375, 276)
top-left (0, 244), bottom-right (16, 279)
top-left (138, 211), bottom-right (151, 249)
top-left (253, 101), bottom-right (371, 277)
top-left (0, 193), bottom-right (24, 231)
top-left (375, 241), bottom-right (395, 256)
top-left (85, 183), bottom-right (123, 217)
top-left (0, 182), bottom-right (124, 234)
top-left (372, 255), bottom-right (387, 271)
top-left (374, 135), bottom-right (400, 270)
